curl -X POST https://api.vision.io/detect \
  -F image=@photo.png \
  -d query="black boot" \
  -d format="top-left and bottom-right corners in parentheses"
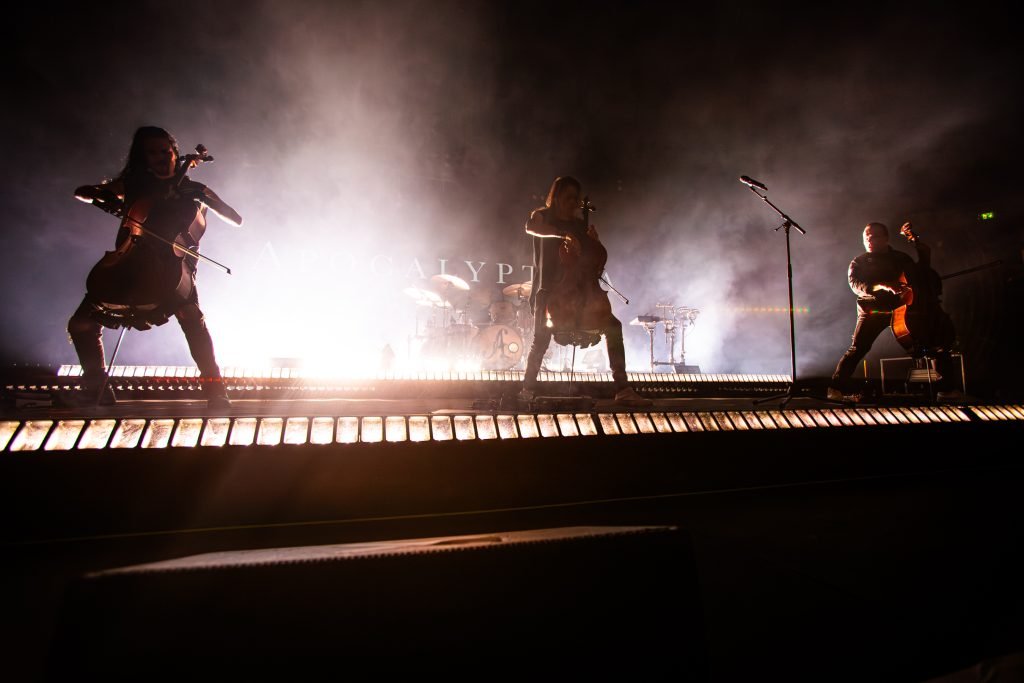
top-left (203, 377), bottom-right (231, 410)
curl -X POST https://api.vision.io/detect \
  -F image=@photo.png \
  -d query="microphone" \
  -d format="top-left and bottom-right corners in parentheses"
top-left (739, 175), bottom-right (767, 191)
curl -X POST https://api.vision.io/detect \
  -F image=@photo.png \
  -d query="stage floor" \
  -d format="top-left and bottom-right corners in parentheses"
top-left (3, 367), bottom-right (1023, 680)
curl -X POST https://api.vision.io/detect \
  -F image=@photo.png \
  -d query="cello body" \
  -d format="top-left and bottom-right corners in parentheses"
top-left (82, 166), bottom-right (209, 330)
top-left (544, 197), bottom-right (612, 348)
top-left (891, 223), bottom-right (955, 356)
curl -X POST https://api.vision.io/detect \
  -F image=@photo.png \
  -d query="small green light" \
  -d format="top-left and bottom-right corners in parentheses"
top-left (980, 211), bottom-right (995, 220)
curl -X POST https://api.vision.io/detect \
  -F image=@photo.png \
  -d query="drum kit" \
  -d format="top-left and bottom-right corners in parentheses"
top-left (403, 274), bottom-right (537, 371)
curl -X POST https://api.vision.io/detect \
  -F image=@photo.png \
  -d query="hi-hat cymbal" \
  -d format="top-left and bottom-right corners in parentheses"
top-left (502, 281), bottom-right (532, 298)
top-left (432, 273), bottom-right (470, 291)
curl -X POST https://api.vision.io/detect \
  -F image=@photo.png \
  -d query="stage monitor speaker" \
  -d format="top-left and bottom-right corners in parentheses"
top-left (49, 525), bottom-right (706, 677)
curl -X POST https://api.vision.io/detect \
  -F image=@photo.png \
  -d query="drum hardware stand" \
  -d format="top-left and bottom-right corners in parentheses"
top-left (740, 176), bottom-right (843, 408)
top-left (634, 306), bottom-right (701, 373)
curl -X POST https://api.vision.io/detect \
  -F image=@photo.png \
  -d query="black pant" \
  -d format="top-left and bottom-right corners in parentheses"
top-left (67, 295), bottom-right (223, 381)
top-left (523, 290), bottom-right (628, 390)
top-left (832, 311), bottom-right (957, 392)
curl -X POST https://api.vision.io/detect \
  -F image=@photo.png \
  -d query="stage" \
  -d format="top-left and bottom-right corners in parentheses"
top-left (2, 364), bottom-right (1023, 679)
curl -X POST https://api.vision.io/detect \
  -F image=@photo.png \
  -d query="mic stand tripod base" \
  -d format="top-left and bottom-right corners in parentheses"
top-left (752, 378), bottom-right (847, 409)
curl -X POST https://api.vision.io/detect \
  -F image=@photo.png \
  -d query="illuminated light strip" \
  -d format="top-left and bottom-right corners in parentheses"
top-left (453, 416), bottom-right (476, 440)
top-left (44, 420), bottom-right (85, 451)
top-left (5, 406), bottom-right (1023, 452)
top-left (576, 414), bottom-right (598, 436)
top-left (944, 407), bottom-right (971, 422)
top-left (712, 412), bottom-right (734, 431)
top-left (537, 414), bottom-right (559, 437)
top-left (256, 418), bottom-right (283, 446)
top-left (80, 419), bottom-right (117, 449)
top-left (615, 414), bottom-right (639, 435)
top-left (971, 407), bottom-right (994, 421)
top-left (987, 406), bottom-right (1012, 420)
top-left (986, 406), bottom-right (1015, 421)
top-left (407, 416), bottom-right (431, 442)
top-left (361, 417), bottom-right (383, 443)
top-left (201, 418), bottom-right (230, 447)
top-left (633, 414), bottom-right (657, 434)
top-left (310, 417), bottom-right (335, 445)
top-left (1004, 405), bottom-right (1024, 419)
top-left (431, 416), bottom-right (454, 441)
top-left (809, 410), bottom-right (832, 428)
top-left (229, 417), bottom-right (257, 446)
top-left (142, 419), bottom-right (175, 448)
top-left (475, 415), bottom-right (498, 440)
top-left (680, 413), bottom-right (702, 432)
top-left (517, 415), bottom-right (540, 438)
top-left (698, 413), bottom-right (721, 431)
top-left (665, 413), bottom-right (687, 432)
top-left (728, 412), bottom-right (750, 430)
top-left (52, 365), bottom-right (794, 385)
top-left (111, 419), bottom-right (146, 449)
top-left (0, 421), bottom-right (21, 450)
top-left (10, 421), bottom-right (53, 451)
top-left (795, 411), bottom-right (817, 428)
top-left (993, 406), bottom-right (1020, 420)
top-left (172, 419), bottom-right (204, 448)
top-left (649, 413), bottom-right (673, 433)
top-left (598, 414), bottom-right (619, 435)
top-left (741, 411), bottom-right (763, 430)
top-left (907, 407), bottom-right (931, 423)
top-left (284, 417), bottom-right (310, 445)
top-left (495, 415), bottom-right (518, 439)
top-left (553, 414), bottom-right (577, 437)
top-left (332, 416), bottom-right (357, 444)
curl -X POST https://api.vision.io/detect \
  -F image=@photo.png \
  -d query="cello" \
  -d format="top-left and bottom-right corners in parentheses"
top-left (544, 196), bottom-right (614, 348)
top-left (81, 145), bottom-right (231, 330)
top-left (890, 222), bottom-right (953, 355)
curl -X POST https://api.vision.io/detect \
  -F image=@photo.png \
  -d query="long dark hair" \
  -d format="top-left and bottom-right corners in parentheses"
top-left (115, 126), bottom-right (179, 181)
top-left (544, 176), bottom-right (581, 208)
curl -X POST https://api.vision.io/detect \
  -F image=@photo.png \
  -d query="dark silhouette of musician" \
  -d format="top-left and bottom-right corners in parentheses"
top-left (519, 176), bottom-right (651, 406)
top-left (68, 126), bottom-right (242, 407)
top-left (828, 222), bottom-right (959, 402)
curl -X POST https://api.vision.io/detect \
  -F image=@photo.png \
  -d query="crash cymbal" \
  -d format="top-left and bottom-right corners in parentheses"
top-left (431, 273), bottom-right (470, 291)
top-left (502, 281), bottom-right (532, 298)
top-left (403, 286), bottom-right (431, 301)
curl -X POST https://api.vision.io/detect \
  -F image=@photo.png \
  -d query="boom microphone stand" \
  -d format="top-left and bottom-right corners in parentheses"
top-left (739, 176), bottom-right (841, 408)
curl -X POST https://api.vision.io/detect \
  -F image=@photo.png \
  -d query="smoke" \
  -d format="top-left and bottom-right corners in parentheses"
top-left (2, 1), bottom-right (1020, 381)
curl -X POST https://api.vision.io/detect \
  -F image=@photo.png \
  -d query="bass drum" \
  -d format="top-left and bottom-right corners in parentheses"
top-left (472, 324), bottom-right (524, 370)
top-left (488, 301), bottom-right (516, 325)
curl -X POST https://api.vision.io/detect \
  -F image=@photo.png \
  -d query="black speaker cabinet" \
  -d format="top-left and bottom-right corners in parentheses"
top-left (50, 525), bottom-right (706, 677)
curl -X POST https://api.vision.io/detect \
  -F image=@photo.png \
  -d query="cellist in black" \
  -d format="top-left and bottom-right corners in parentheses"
top-left (68, 126), bottom-right (242, 407)
top-left (519, 176), bottom-right (651, 407)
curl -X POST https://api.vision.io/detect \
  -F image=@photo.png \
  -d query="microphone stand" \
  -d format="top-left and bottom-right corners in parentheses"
top-left (742, 180), bottom-right (842, 408)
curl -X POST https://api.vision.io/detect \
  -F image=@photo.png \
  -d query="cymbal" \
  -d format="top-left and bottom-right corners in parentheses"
top-left (403, 286), bottom-right (432, 301)
top-left (406, 287), bottom-right (448, 308)
top-left (431, 273), bottom-right (470, 291)
top-left (502, 281), bottom-right (532, 297)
